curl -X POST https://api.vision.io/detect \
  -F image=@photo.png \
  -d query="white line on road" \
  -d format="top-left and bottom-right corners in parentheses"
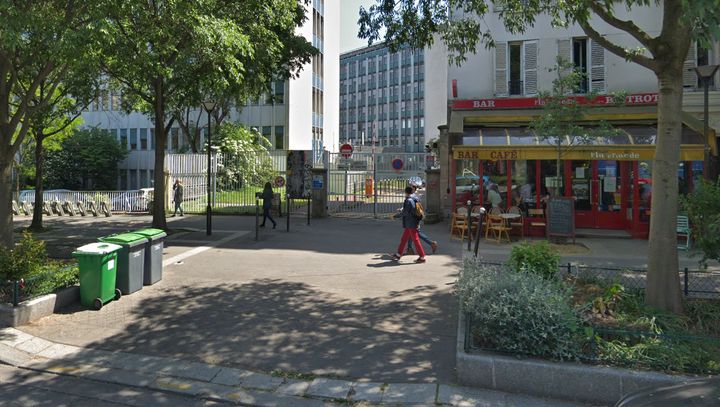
top-left (163, 231), bottom-right (249, 267)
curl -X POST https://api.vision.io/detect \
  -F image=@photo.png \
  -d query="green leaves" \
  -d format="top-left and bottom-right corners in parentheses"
top-left (681, 179), bottom-right (720, 265)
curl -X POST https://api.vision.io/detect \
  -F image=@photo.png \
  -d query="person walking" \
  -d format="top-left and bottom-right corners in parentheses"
top-left (390, 186), bottom-right (426, 263)
top-left (260, 182), bottom-right (277, 229)
top-left (172, 180), bottom-right (184, 217)
top-left (407, 181), bottom-right (438, 254)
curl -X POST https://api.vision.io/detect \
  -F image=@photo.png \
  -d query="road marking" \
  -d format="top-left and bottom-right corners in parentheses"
top-left (163, 231), bottom-right (249, 267)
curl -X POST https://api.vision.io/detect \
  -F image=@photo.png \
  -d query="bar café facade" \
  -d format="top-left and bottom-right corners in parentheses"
top-left (444, 93), bottom-right (717, 238)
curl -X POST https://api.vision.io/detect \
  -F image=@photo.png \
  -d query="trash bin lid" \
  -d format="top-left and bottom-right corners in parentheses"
top-left (99, 233), bottom-right (147, 247)
top-left (73, 242), bottom-right (122, 255)
top-left (133, 228), bottom-right (167, 239)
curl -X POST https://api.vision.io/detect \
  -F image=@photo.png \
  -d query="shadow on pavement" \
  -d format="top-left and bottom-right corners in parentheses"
top-left (77, 278), bottom-right (457, 383)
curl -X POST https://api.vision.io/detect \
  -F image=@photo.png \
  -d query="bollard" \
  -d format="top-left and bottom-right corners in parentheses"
top-left (473, 207), bottom-right (485, 257)
top-left (684, 267), bottom-right (689, 297)
top-left (307, 196), bottom-right (311, 225)
top-left (12, 280), bottom-right (19, 306)
top-left (567, 262), bottom-right (572, 276)
top-left (255, 198), bottom-right (260, 241)
top-left (466, 200), bottom-right (473, 252)
top-left (286, 193), bottom-right (290, 232)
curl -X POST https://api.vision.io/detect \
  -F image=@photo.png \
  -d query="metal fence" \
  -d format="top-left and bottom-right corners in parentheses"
top-left (166, 151), bottom-right (309, 216)
top-left (1, 264), bottom-right (79, 307)
top-left (475, 261), bottom-right (720, 299)
top-left (326, 152), bottom-right (430, 218)
top-left (12, 190), bottom-right (152, 215)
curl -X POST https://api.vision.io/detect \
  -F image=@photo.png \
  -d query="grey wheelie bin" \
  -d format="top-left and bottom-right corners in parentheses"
top-left (98, 233), bottom-right (146, 295)
top-left (132, 228), bottom-right (166, 285)
top-left (72, 242), bottom-right (123, 310)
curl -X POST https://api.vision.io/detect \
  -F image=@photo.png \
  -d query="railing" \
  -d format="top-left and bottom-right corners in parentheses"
top-left (14, 190), bottom-right (153, 214)
top-left (1, 264), bottom-right (79, 307)
top-left (509, 80), bottom-right (524, 95)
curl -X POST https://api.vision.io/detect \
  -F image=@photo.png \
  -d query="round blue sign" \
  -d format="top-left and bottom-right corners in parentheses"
top-left (392, 158), bottom-right (404, 171)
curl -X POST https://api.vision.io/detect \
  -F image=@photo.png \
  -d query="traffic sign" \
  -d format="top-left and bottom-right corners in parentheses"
top-left (392, 158), bottom-right (404, 171)
top-left (340, 143), bottom-right (353, 158)
top-left (274, 175), bottom-right (286, 188)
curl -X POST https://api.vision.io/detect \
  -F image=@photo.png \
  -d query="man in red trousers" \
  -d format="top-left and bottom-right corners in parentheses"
top-left (390, 186), bottom-right (426, 263)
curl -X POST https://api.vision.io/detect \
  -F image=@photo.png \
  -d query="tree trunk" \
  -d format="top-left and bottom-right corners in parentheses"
top-left (0, 150), bottom-right (15, 248)
top-left (646, 69), bottom-right (684, 313)
top-left (152, 78), bottom-right (168, 230)
top-left (29, 134), bottom-right (45, 231)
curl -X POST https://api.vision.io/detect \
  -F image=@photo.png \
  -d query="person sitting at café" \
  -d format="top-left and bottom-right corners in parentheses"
top-left (487, 183), bottom-right (502, 209)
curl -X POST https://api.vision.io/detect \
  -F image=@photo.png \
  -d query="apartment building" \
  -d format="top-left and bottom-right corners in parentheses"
top-left (339, 42), bottom-right (447, 152)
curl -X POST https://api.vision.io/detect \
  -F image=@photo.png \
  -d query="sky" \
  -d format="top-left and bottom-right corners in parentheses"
top-left (340, 0), bottom-right (376, 53)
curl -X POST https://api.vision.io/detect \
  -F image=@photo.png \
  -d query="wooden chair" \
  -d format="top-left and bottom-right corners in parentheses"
top-left (528, 208), bottom-right (546, 235)
top-left (450, 207), bottom-right (470, 241)
top-left (507, 206), bottom-right (524, 238)
top-left (487, 214), bottom-right (511, 243)
top-left (677, 215), bottom-right (691, 250)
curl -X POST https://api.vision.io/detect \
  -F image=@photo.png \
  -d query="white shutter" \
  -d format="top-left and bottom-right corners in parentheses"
top-left (557, 39), bottom-right (572, 77)
top-left (524, 41), bottom-right (538, 95)
top-left (590, 40), bottom-right (605, 92)
top-left (495, 42), bottom-right (508, 96)
top-left (683, 42), bottom-right (697, 88)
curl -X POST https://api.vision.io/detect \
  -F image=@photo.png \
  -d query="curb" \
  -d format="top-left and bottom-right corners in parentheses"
top-left (456, 311), bottom-right (697, 405)
top-left (0, 327), bottom-right (595, 407)
top-left (0, 286), bottom-right (79, 328)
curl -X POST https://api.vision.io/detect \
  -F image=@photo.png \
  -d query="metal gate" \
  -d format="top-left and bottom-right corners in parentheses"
top-left (327, 152), bottom-right (429, 218)
top-left (166, 151), bottom-right (308, 216)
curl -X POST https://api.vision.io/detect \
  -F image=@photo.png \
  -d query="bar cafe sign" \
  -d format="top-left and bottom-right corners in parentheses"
top-left (452, 93), bottom-right (659, 110)
top-left (453, 147), bottom-right (659, 161)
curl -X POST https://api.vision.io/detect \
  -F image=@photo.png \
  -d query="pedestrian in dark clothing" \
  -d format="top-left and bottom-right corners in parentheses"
top-left (172, 180), bottom-right (184, 216)
top-left (260, 182), bottom-right (277, 229)
top-left (390, 186), bottom-right (426, 263)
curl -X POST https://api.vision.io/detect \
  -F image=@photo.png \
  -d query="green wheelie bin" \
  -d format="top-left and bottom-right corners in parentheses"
top-left (72, 242), bottom-right (123, 310)
top-left (132, 228), bottom-right (166, 285)
top-left (99, 233), bottom-right (146, 295)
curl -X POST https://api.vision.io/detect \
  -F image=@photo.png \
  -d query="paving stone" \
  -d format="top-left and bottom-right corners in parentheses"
top-left (220, 387), bottom-right (328, 407)
top-left (0, 343), bottom-right (33, 366)
top-left (0, 328), bottom-right (33, 347)
top-left (275, 378), bottom-right (311, 396)
top-left (153, 360), bottom-right (223, 382)
top-left (81, 366), bottom-right (156, 388)
top-left (505, 394), bottom-right (594, 407)
top-left (437, 384), bottom-right (506, 407)
top-left (350, 382), bottom-right (385, 403)
top-left (14, 336), bottom-right (53, 355)
top-left (37, 343), bottom-right (83, 359)
top-left (210, 367), bottom-right (254, 386)
top-left (382, 383), bottom-right (437, 404)
top-left (239, 372), bottom-right (284, 391)
top-left (305, 378), bottom-right (353, 400)
top-left (150, 376), bottom-right (206, 396)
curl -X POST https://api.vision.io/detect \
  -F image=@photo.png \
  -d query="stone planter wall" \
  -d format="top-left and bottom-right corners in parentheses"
top-left (0, 286), bottom-right (79, 327)
top-left (456, 311), bottom-right (696, 405)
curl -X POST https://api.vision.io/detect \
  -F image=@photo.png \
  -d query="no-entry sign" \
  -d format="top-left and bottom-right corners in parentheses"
top-left (340, 143), bottom-right (353, 159)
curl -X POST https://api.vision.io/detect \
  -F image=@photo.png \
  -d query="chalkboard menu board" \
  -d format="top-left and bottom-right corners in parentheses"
top-left (546, 197), bottom-right (576, 242)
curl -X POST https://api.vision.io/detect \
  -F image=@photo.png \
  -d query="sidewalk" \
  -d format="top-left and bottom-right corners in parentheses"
top-left (0, 327), bottom-right (592, 406)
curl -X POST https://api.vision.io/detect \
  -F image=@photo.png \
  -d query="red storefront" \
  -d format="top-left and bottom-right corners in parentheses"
top-left (447, 94), bottom-right (715, 238)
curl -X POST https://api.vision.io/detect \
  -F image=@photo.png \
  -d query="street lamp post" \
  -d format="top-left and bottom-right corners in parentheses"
top-left (694, 65), bottom-right (719, 180)
top-left (202, 101), bottom-right (217, 235)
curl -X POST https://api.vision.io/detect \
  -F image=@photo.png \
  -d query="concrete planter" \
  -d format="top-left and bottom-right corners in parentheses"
top-left (456, 311), bottom-right (697, 405)
top-left (0, 286), bottom-right (79, 327)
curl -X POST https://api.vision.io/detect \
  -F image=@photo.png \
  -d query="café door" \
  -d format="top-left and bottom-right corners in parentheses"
top-left (570, 160), bottom-right (627, 229)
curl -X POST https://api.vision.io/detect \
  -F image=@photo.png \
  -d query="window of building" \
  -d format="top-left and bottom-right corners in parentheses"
top-left (509, 42), bottom-right (523, 95)
top-left (274, 80), bottom-right (285, 104)
top-left (139, 128), bottom-right (148, 150)
top-left (120, 129), bottom-right (128, 149)
top-left (129, 169), bottom-right (138, 190)
top-left (573, 38), bottom-right (589, 93)
top-left (275, 126), bottom-right (284, 149)
top-left (130, 128), bottom-right (138, 150)
top-left (119, 171), bottom-right (128, 190)
top-left (150, 129), bottom-right (155, 150)
top-left (171, 128), bottom-right (180, 151)
top-left (262, 126), bottom-right (271, 144)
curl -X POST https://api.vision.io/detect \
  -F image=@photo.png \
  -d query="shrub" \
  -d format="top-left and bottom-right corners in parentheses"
top-left (681, 179), bottom-right (720, 264)
top-left (507, 241), bottom-right (561, 279)
top-left (22, 263), bottom-right (79, 300)
top-left (0, 232), bottom-right (47, 281)
top-left (457, 257), bottom-right (581, 360)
